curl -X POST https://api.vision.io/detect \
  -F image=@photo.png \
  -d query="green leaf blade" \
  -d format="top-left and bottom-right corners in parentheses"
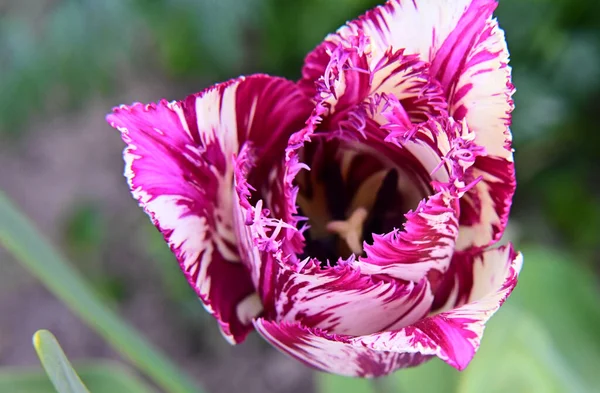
top-left (0, 361), bottom-right (157, 393)
top-left (32, 330), bottom-right (90, 393)
top-left (0, 191), bottom-right (201, 393)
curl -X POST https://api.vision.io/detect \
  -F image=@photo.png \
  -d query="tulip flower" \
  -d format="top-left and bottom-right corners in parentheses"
top-left (107, 0), bottom-right (521, 377)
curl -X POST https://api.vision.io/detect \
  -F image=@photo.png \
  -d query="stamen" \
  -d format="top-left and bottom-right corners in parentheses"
top-left (326, 207), bottom-right (369, 255)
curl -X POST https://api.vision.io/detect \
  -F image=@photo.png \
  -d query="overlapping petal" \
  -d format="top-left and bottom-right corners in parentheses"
top-left (431, 1), bottom-right (513, 160)
top-left (254, 244), bottom-right (521, 376)
top-left (271, 260), bottom-right (433, 336)
top-left (332, 0), bottom-right (492, 66)
top-left (354, 116), bottom-right (485, 281)
top-left (300, 0), bottom-right (516, 250)
top-left (106, 74), bottom-right (312, 343)
top-left (456, 156), bottom-right (515, 250)
top-left (429, 1), bottom-right (516, 249)
top-left (300, 0), bottom-right (494, 106)
top-left (254, 319), bottom-right (431, 378)
top-left (358, 193), bottom-right (458, 282)
top-left (300, 33), bottom-right (447, 128)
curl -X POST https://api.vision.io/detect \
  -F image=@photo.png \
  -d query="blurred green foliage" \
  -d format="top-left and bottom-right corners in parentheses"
top-left (0, 363), bottom-right (156, 393)
top-left (0, 1), bottom-right (137, 134)
top-left (494, 0), bottom-right (600, 261)
top-left (0, 191), bottom-right (201, 393)
top-left (27, 330), bottom-right (158, 393)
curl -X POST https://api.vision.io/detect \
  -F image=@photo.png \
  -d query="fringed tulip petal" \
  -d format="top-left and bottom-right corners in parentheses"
top-left (107, 75), bottom-right (311, 343)
top-left (428, 1), bottom-right (516, 249)
top-left (254, 319), bottom-right (431, 377)
top-left (271, 261), bottom-right (433, 336)
top-left (254, 245), bottom-right (520, 376)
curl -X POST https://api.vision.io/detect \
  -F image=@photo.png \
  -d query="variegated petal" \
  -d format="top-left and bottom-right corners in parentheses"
top-left (359, 244), bottom-right (522, 370)
top-left (428, 1), bottom-right (516, 249)
top-left (254, 245), bottom-right (521, 376)
top-left (300, 0), bottom-right (515, 250)
top-left (107, 74), bottom-right (311, 343)
top-left (254, 319), bottom-right (431, 378)
top-left (272, 260), bottom-right (433, 336)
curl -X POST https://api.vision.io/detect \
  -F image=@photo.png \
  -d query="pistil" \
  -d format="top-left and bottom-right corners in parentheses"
top-left (326, 207), bottom-right (369, 255)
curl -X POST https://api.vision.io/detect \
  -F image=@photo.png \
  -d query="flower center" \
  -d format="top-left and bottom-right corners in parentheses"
top-left (296, 137), bottom-right (429, 264)
top-left (326, 207), bottom-right (369, 255)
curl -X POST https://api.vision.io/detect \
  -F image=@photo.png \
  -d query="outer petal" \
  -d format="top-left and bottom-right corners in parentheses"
top-left (359, 244), bottom-right (522, 370)
top-left (300, 0), bottom-right (486, 94)
top-left (254, 245), bottom-right (521, 376)
top-left (431, 2), bottom-right (513, 160)
top-left (335, 0), bottom-right (492, 65)
top-left (106, 75), bottom-right (311, 343)
top-left (300, 34), bottom-right (447, 130)
top-left (271, 260), bottom-right (433, 336)
top-left (455, 156), bottom-right (515, 250)
top-left (426, 0), bottom-right (515, 249)
top-left (300, 0), bottom-right (512, 148)
top-left (254, 319), bottom-right (431, 378)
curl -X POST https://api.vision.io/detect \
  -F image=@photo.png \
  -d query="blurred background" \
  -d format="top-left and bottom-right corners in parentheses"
top-left (0, 0), bottom-right (599, 392)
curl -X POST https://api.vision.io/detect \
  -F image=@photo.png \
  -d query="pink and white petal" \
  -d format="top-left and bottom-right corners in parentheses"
top-left (432, 8), bottom-right (514, 161)
top-left (299, 40), bottom-right (338, 100)
top-left (299, 33), bottom-right (448, 130)
top-left (108, 99), bottom-right (254, 343)
top-left (256, 246), bottom-right (521, 376)
top-left (429, 251), bottom-right (474, 312)
top-left (235, 75), bottom-right (314, 179)
top-left (319, 0), bottom-right (488, 68)
top-left (382, 114), bottom-right (499, 253)
top-left (425, 2), bottom-right (515, 248)
top-left (456, 156), bottom-right (516, 250)
top-left (232, 146), bottom-right (288, 312)
top-left (358, 192), bottom-right (459, 282)
top-left (429, 6), bottom-right (516, 249)
top-left (107, 74), bottom-right (311, 343)
top-left (301, 1), bottom-right (509, 121)
top-left (254, 319), bottom-right (432, 377)
top-left (357, 244), bottom-right (522, 370)
top-left (382, 116), bottom-right (484, 190)
top-left (314, 37), bottom-right (372, 118)
top-left (272, 261), bottom-right (433, 336)
top-left (367, 52), bottom-right (448, 123)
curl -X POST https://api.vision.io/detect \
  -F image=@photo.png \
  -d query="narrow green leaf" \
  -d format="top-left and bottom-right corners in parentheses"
top-left (0, 191), bottom-right (201, 393)
top-left (32, 330), bottom-right (90, 393)
top-left (316, 373), bottom-right (376, 393)
top-left (0, 361), bottom-right (156, 393)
